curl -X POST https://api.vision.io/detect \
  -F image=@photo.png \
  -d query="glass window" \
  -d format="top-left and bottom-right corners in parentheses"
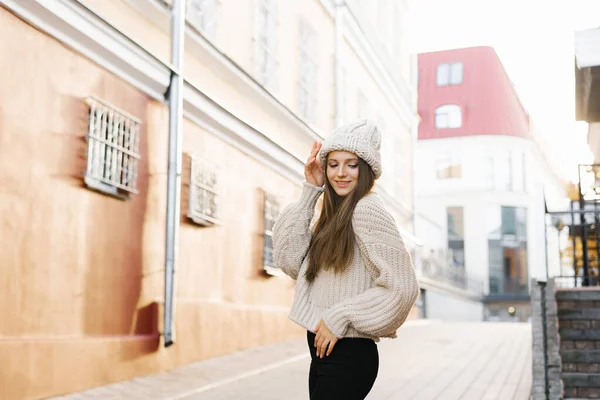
top-left (447, 207), bottom-right (464, 240)
top-left (488, 239), bottom-right (503, 293)
top-left (263, 192), bottom-right (282, 276)
top-left (502, 207), bottom-right (516, 236)
top-left (436, 64), bottom-right (450, 86)
top-left (437, 62), bottom-right (463, 86)
top-left (188, 156), bottom-right (221, 225)
top-left (488, 206), bottom-right (528, 295)
top-left (482, 156), bottom-right (494, 189)
top-left (486, 205), bottom-right (502, 240)
top-left (495, 153), bottom-right (512, 191)
top-left (450, 63), bottom-right (463, 84)
top-left (357, 90), bottom-right (369, 119)
top-left (436, 154), bottom-right (461, 179)
top-left (84, 96), bottom-right (141, 200)
top-left (187, 0), bottom-right (219, 40)
top-left (256, 0), bottom-right (278, 90)
top-left (516, 207), bottom-right (527, 240)
top-left (522, 153), bottom-right (527, 192)
top-left (435, 105), bottom-right (462, 129)
top-left (447, 207), bottom-right (465, 269)
top-left (340, 67), bottom-right (347, 124)
top-left (513, 153), bottom-right (525, 192)
top-left (298, 19), bottom-right (317, 123)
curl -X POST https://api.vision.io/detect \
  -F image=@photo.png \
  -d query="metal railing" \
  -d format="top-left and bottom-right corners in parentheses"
top-left (547, 204), bottom-right (600, 288)
top-left (416, 260), bottom-right (484, 298)
top-left (489, 276), bottom-right (529, 296)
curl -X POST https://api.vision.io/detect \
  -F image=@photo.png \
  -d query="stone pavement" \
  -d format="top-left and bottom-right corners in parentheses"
top-left (51, 321), bottom-right (531, 400)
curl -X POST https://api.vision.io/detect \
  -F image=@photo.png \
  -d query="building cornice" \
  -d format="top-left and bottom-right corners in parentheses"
top-left (3, 0), bottom-right (172, 101)
top-left (3, 0), bottom-right (305, 183)
top-left (4, 0), bottom-right (418, 216)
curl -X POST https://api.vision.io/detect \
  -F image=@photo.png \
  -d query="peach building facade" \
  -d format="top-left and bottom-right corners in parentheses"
top-left (0, 0), bottom-right (418, 398)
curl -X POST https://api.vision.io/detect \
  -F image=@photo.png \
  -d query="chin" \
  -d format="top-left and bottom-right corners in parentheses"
top-left (333, 187), bottom-right (355, 197)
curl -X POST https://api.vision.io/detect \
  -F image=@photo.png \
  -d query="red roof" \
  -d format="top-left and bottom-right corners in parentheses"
top-left (417, 46), bottom-right (532, 141)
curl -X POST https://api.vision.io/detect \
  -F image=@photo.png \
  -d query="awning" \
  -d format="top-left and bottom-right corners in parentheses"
top-left (575, 27), bottom-right (600, 69)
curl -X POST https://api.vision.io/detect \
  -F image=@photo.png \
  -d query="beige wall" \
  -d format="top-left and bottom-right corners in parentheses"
top-left (0, 1), bottom-right (419, 398)
top-left (76, 0), bottom-right (415, 215)
top-left (0, 10), bottom-right (303, 400)
top-left (79, 0), bottom-right (334, 153)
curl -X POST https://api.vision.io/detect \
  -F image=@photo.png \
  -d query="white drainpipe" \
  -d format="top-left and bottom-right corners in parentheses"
top-left (164, 0), bottom-right (186, 348)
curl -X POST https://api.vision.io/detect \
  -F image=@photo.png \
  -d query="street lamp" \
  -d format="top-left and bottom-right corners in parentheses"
top-left (553, 218), bottom-right (565, 276)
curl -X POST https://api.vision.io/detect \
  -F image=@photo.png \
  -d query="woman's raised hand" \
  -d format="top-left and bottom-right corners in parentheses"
top-left (305, 140), bottom-right (324, 187)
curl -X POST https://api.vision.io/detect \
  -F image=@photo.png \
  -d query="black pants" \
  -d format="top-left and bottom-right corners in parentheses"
top-left (307, 331), bottom-right (379, 400)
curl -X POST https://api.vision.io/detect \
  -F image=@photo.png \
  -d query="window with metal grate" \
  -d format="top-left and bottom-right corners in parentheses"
top-left (84, 97), bottom-right (141, 200)
top-left (188, 156), bottom-right (221, 226)
top-left (263, 192), bottom-right (283, 276)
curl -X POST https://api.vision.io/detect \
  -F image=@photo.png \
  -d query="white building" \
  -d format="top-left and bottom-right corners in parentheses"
top-left (415, 46), bottom-right (567, 322)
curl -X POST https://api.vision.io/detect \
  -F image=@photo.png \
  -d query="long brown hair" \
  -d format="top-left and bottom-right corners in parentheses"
top-left (305, 157), bottom-right (376, 282)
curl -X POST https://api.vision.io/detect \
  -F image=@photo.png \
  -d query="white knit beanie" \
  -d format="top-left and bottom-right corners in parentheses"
top-left (319, 119), bottom-right (382, 179)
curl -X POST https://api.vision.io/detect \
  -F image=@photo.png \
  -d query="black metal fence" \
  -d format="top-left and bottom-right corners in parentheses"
top-left (547, 201), bottom-right (600, 288)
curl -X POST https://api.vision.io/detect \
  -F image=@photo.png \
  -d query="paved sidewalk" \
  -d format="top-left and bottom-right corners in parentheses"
top-left (51, 321), bottom-right (531, 400)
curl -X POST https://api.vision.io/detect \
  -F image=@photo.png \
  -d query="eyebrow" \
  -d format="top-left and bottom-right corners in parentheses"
top-left (328, 158), bottom-right (359, 162)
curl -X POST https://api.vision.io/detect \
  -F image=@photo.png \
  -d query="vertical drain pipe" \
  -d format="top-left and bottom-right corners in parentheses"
top-left (164, 0), bottom-right (186, 348)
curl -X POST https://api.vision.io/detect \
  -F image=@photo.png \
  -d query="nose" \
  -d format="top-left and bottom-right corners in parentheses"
top-left (336, 166), bottom-right (346, 177)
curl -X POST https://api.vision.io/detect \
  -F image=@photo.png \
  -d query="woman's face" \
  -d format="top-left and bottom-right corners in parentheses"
top-left (326, 151), bottom-right (360, 197)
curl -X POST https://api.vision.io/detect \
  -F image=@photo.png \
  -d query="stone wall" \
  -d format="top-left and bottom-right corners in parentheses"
top-left (530, 278), bottom-right (563, 400)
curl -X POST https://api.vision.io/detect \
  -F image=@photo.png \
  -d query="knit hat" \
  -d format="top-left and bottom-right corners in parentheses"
top-left (319, 119), bottom-right (382, 179)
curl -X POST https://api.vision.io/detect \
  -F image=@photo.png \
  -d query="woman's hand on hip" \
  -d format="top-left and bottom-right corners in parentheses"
top-left (305, 140), bottom-right (324, 187)
top-left (314, 319), bottom-right (338, 358)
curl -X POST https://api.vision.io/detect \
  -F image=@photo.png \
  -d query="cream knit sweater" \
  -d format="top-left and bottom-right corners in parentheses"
top-left (273, 181), bottom-right (419, 341)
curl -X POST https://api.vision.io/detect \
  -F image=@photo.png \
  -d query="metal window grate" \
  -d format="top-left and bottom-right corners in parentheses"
top-left (263, 192), bottom-right (283, 276)
top-left (84, 96), bottom-right (141, 198)
top-left (188, 156), bottom-right (221, 225)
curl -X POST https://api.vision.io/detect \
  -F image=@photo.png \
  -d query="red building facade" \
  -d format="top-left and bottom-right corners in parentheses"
top-left (418, 46), bottom-right (531, 141)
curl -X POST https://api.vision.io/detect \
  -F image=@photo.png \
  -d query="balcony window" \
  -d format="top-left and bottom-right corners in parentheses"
top-left (83, 96), bottom-right (141, 200)
top-left (435, 105), bottom-right (462, 129)
top-left (437, 62), bottom-right (463, 86)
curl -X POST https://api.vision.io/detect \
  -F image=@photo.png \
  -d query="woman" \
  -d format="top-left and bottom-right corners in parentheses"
top-left (272, 119), bottom-right (420, 400)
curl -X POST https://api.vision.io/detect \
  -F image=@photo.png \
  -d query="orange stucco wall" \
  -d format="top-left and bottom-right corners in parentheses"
top-left (0, 9), bottom-right (303, 400)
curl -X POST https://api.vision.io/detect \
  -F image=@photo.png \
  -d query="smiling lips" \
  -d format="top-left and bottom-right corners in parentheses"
top-left (335, 180), bottom-right (351, 188)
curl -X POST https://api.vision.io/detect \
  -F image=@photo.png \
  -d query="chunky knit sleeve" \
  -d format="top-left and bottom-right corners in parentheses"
top-left (272, 181), bottom-right (324, 280)
top-left (322, 194), bottom-right (419, 338)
